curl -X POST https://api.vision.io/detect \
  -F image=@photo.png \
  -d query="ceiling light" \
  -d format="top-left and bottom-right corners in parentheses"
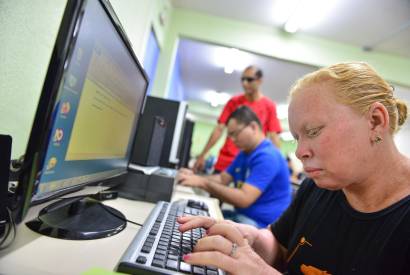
top-left (203, 90), bottom-right (232, 108)
top-left (213, 47), bottom-right (252, 74)
top-left (276, 0), bottom-right (339, 33)
top-left (224, 66), bottom-right (234, 74)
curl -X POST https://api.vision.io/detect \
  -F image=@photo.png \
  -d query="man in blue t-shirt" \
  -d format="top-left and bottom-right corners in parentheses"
top-left (178, 106), bottom-right (291, 228)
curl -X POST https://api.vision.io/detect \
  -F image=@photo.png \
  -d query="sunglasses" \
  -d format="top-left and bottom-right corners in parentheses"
top-left (241, 76), bottom-right (258, 83)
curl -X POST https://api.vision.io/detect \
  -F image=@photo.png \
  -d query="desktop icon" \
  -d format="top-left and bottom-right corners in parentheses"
top-left (46, 157), bottom-right (58, 171)
top-left (61, 102), bottom-right (71, 115)
top-left (67, 74), bottom-right (77, 88)
top-left (53, 128), bottom-right (64, 143)
top-left (76, 47), bottom-right (84, 62)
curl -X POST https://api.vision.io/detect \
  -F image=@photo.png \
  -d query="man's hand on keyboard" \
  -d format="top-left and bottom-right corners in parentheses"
top-left (178, 217), bottom-right (279, 275)
top-left (176, 168), bottom-right (207, 188)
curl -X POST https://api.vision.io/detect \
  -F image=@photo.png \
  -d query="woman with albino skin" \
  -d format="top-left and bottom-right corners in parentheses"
top-left (178, 62), bottom-right (410, 275)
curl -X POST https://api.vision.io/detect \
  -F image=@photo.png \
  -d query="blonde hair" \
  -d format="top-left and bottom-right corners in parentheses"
top-left (290, 62), bottom-right (408, 134)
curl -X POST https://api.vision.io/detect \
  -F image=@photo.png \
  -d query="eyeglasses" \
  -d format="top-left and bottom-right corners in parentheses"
top-left (240, 76), bottom-right (258, 83)
top-left (227, 124), bottom-right (248, 139)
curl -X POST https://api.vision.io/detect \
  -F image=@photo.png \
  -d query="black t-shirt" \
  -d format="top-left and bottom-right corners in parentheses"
top-left (271, 179), bottom-right (410, 275)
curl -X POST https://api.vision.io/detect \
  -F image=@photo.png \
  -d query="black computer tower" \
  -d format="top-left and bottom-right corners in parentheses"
top-left (0, 135), bottom-right (11, 237)
top-left (130, 96), bottom-right (187, 168)
top-left (178, 119), bottom-right (194, 168)
top-left (130, 116), bottom-right (166, 166)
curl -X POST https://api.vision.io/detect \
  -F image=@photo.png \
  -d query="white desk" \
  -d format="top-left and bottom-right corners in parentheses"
top-left (0, 185), bottom-right (222, 275)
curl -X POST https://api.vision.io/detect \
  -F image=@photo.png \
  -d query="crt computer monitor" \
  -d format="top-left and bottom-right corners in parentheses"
top-left (13, 0), bottom-right (148, 240)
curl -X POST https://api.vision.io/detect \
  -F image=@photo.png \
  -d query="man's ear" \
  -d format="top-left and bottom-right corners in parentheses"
top-left (367, 102), bottom-right (389, 133)
top-left (250, 121), bottom-right (259, 131)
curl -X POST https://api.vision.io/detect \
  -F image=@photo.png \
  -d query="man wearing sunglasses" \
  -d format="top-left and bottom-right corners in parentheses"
top-left (194, 66), bottom-right (282, 173)
top-left (178, 106), bottom-right (291, 227)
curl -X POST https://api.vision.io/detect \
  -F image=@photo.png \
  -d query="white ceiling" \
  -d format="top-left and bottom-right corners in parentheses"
top-left (172, 0), bottom-right (410, 58)
top-left (171, 0), bottom-right (410, 117)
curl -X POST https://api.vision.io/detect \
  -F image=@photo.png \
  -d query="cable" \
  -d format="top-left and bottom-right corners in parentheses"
top-left (0, 208), bottom-right (17, 250)
top-left (98, 203), bottom-right (143, 227)
top-left (58, 194), bottom-right (143, 227)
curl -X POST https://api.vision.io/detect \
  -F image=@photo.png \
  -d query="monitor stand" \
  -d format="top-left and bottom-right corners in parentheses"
top-left (26, 196), bottom-right (126, 240)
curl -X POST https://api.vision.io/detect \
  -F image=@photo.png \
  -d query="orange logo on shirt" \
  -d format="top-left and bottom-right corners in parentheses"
top-left (287, 236), bottom-right (332, 275)
top-left (300, 264), bottom-right (331, 275)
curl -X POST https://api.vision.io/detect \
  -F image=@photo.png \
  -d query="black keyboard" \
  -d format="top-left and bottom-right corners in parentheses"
top-left (116, 199), bottom-right (225, 275)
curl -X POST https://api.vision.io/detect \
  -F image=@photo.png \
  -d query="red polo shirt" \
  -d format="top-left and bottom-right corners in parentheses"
top-left (214, 94), bottom-right (282, 171)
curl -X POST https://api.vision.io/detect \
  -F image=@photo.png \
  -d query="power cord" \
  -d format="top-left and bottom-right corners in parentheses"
top-left (47, 191), bottom-right (144, 227)
top-left (0, 208), bottom-right (17, 250)
top-left (98, 202), bottom-right (143, 227)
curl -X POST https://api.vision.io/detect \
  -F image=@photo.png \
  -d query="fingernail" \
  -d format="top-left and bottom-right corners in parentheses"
top-left (183, 254), bottom-right (191, 261)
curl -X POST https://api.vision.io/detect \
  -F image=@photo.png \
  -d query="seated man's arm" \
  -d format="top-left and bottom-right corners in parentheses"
top-left (204, 181), bottom-right (261, 208)
top-left (178, 169), bottom-right (260, 207)
top-left (203, 171), bottom-right (232, 186)
top-left (177, 169), bottom-right (233, 189)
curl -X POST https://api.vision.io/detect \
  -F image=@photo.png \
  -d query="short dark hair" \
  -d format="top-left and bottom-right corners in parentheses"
top-left (227, 106), bottom-right (262, 129)
top-left (244, 65), bottom-right (263, 79)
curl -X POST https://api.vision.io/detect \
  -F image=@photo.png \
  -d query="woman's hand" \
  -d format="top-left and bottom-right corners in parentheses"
top-left (180, 220), bottom-right (281, 275)
top-left (178, 216), bottom-right (261, 247)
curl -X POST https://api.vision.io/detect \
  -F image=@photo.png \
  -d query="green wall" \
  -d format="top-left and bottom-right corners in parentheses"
top-left (0, 0), bottom-right (170, 159)
top-left (0, 0), bottom-right (67, 159)
top-left (191, 120), bottom-right (226, 158)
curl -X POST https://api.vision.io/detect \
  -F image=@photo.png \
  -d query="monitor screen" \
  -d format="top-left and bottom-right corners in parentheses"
top-left (15, 0), bottom-right (147, 223)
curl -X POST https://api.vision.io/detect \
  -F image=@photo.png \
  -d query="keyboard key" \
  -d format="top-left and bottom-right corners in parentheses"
top-left (143, 240), bottom-right (154, 247)
top-left (141, 245), bottom-right (151, 253)
top-left (167, 254), bottom-right (178, 260)
top-left (193, 266), bottom-right (206, 274)
top-left (152, 259), bottom-right (165, 268)
top-left (180, 261), bottom-right (192, 273)
top-left (166, 259), bottom-right (179, 271)
top-left (155, 249), bottom-right (166, 255)
top-left (158, 240), bottom-right (168, 246)
top-left (136, 255), bottom-right (147, 264)
top-left (154, 253), bottom-right (166, 262)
